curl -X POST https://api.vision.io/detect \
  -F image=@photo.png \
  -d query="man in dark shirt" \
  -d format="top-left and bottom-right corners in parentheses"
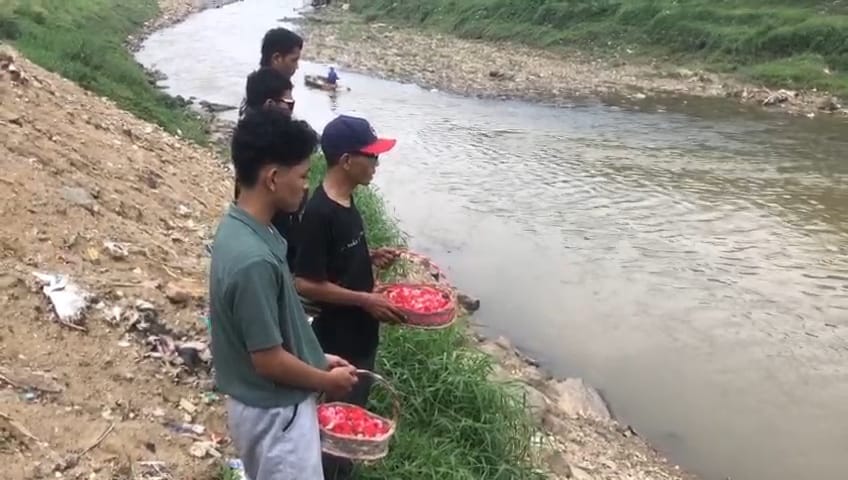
top-left (236, 67), bottom-right (307, 266)
top-left (294, 115), bottom-right (405, 478)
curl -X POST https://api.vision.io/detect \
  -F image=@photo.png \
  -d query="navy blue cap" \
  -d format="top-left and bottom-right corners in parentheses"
top-left (320, 115), bottom-right (396, 159)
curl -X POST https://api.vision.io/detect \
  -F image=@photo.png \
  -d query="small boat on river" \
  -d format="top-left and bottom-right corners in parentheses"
top-left (304, 74), bottom-right (338, 91)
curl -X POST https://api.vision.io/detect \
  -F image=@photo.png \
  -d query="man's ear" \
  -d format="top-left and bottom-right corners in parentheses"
top-left (340, 153), bottom-right (351, 170)
top-left (261, 165), bottom-right (278, 192)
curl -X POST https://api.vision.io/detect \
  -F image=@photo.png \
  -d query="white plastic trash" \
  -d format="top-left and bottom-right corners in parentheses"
top-left (226, 459), bottom-right (251, 480)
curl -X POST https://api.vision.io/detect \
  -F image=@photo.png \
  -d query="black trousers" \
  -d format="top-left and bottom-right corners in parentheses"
top-left (322, 347), bottom-right (377, 480)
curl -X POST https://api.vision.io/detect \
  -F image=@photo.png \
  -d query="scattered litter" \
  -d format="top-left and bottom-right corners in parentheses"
top-left (188, 440), bottom-right (221, 458)
top-left (178, 398), bottom-right (198, 414)
top-left (176, 204), bottom-right (192, 217)
top-left (177, 341), bottom-right (211, 369)
top-left (106, 299), bottom-right (212, 375)
top-left (136, 461), bottom-right (173, 480)
top-left (762, 89), bottom-right (796, 106)
top-left (85, 247), bottom-right (101, 263)
top-left (226, 459), bottom-right (251, 480)
top-left (103, 241), bottom-right (130, 260)
top-left (165, 421), bottom-right (205, 436)
top-left (32, 272), bottom-right (91, 330)
top-left (20, 391), bottom-right (37, 402)
top-left (202, 392), bottom-right (219, 404)
top-left (141, 407), bottom-right (166, 418)
top-left (117, 340), bottom-right (132, 348)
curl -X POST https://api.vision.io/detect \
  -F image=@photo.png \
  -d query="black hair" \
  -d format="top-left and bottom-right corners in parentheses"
top-left (245, 67), bottom-right (293, 110)
top-left (231, 108), bottom-right (318, 188)
top-left (259, 28), bottom-right (303, 67)
top-left (323, 150), bottom-right (344, 168)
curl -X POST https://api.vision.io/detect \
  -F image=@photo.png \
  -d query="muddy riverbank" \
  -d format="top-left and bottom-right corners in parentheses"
top-left (297, 7), bottom-right (846, 118)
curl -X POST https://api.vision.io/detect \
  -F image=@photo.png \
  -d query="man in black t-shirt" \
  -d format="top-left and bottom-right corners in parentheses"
top-left (294, 115), bottom-right (405, 479)
top-left (236, 66), bottom-right (307, 267)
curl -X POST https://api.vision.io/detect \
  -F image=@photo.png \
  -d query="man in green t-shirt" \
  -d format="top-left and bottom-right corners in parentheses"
top-left (209, 108), bottom-right (358, 480)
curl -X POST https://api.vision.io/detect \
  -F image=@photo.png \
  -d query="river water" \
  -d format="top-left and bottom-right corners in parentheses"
top-left (137, 1), bottom-right (848, 479)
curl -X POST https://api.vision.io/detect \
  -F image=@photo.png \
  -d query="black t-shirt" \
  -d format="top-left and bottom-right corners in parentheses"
top-left (272, 189), bottom-right (309, 267)
top-left (294, 185), bottom-right (377, 359)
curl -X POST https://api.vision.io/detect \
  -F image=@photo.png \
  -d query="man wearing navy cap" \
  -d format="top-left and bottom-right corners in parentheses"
top-left (294, 115), bottom-right (405, 479)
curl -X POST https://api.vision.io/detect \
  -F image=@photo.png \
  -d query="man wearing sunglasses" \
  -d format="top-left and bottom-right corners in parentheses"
top-left (235, 67), bottom-right (311, 271)
top-left (294, 115), bottom-right (405, 479)
top-left (242, 67), bottom-right (296, 118)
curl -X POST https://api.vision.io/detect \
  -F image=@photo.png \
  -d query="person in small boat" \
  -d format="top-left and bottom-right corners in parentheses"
top-left (325, 66), bottom-right (339, 87)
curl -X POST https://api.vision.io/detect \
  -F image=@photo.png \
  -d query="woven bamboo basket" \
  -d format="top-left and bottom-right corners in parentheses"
top-left (375, 282), bottom-right (457, 330)
top-left (319, 370), bottom-right (400, 461)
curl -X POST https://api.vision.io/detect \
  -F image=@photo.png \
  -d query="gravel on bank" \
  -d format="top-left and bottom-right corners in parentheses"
top-left (298, 7), bottom-right (846, 119)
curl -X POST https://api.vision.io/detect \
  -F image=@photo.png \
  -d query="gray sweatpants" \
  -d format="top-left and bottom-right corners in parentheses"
top-left (227, 396), bottom-right (324, 480)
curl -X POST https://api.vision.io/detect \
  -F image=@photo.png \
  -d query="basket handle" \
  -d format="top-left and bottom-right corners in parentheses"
top-left (355, 369), bottom-right (401, 427)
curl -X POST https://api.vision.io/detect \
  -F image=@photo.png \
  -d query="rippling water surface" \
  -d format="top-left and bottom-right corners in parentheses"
top-left (138, 2), bottom-right (848, 479)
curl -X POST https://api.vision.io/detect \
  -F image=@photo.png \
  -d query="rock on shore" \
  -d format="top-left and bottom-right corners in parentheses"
top-left (475, 334), bottom-right (697, 480)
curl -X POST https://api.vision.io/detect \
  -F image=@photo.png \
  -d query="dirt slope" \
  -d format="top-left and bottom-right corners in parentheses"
top-left (0, 46), bottom-right (231, 479)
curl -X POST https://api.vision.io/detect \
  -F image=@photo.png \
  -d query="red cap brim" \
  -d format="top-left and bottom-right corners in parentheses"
top-left (360, 138), bottom-right (397, 155)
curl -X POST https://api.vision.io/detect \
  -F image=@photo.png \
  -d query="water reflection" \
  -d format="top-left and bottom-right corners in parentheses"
top-left (137, 2), bottom-right (848, 479)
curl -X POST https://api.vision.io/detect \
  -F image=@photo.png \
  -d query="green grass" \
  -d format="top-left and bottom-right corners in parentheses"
top-left (348, 163), bottom-right (540, 479)
top-left (349, 0), bottom-right (848, 96)
top-left (0, 0), bottom-right (208, 142)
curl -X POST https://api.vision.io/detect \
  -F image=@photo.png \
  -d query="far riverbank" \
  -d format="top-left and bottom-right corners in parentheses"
top-left (297, 6), bottom-right (846, 118)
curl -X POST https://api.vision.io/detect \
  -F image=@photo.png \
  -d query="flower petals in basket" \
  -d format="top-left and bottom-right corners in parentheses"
top-left (376, 283), bottom-right (457, 329)
top-left (319, 370), bottom-right (400, 461)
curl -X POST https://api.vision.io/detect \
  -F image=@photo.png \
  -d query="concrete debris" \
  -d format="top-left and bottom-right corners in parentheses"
top-left (188, 440), bottom-right (221, 458)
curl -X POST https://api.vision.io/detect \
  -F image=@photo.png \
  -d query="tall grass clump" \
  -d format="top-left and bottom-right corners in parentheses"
top-left (304, 155), bottom-right (542, 479)
top-left (348, 0), bottom-right (848, 96)
top-left (0, 0), bottom-right (207, 142)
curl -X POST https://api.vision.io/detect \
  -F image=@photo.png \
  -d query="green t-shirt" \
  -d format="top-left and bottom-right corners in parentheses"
top-left (209, 204), bottom-right (327, 408)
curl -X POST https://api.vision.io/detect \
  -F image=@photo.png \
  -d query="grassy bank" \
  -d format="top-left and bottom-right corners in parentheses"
top-left (348, 0), bottom-right (848, 97)
top-left (0, 0), bottom-right (207, 142)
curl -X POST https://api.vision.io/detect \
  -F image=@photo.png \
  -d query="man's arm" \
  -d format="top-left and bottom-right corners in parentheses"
top-left (231, 258), bottom-right (354, 393)
top-left (250, 346), bottom-right (329, 390)
top-left (294, 276), bottom-right (370, 307)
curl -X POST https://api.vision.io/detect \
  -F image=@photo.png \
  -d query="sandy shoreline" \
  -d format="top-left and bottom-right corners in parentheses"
top-left (298, 7), bottom-right (846, 119)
